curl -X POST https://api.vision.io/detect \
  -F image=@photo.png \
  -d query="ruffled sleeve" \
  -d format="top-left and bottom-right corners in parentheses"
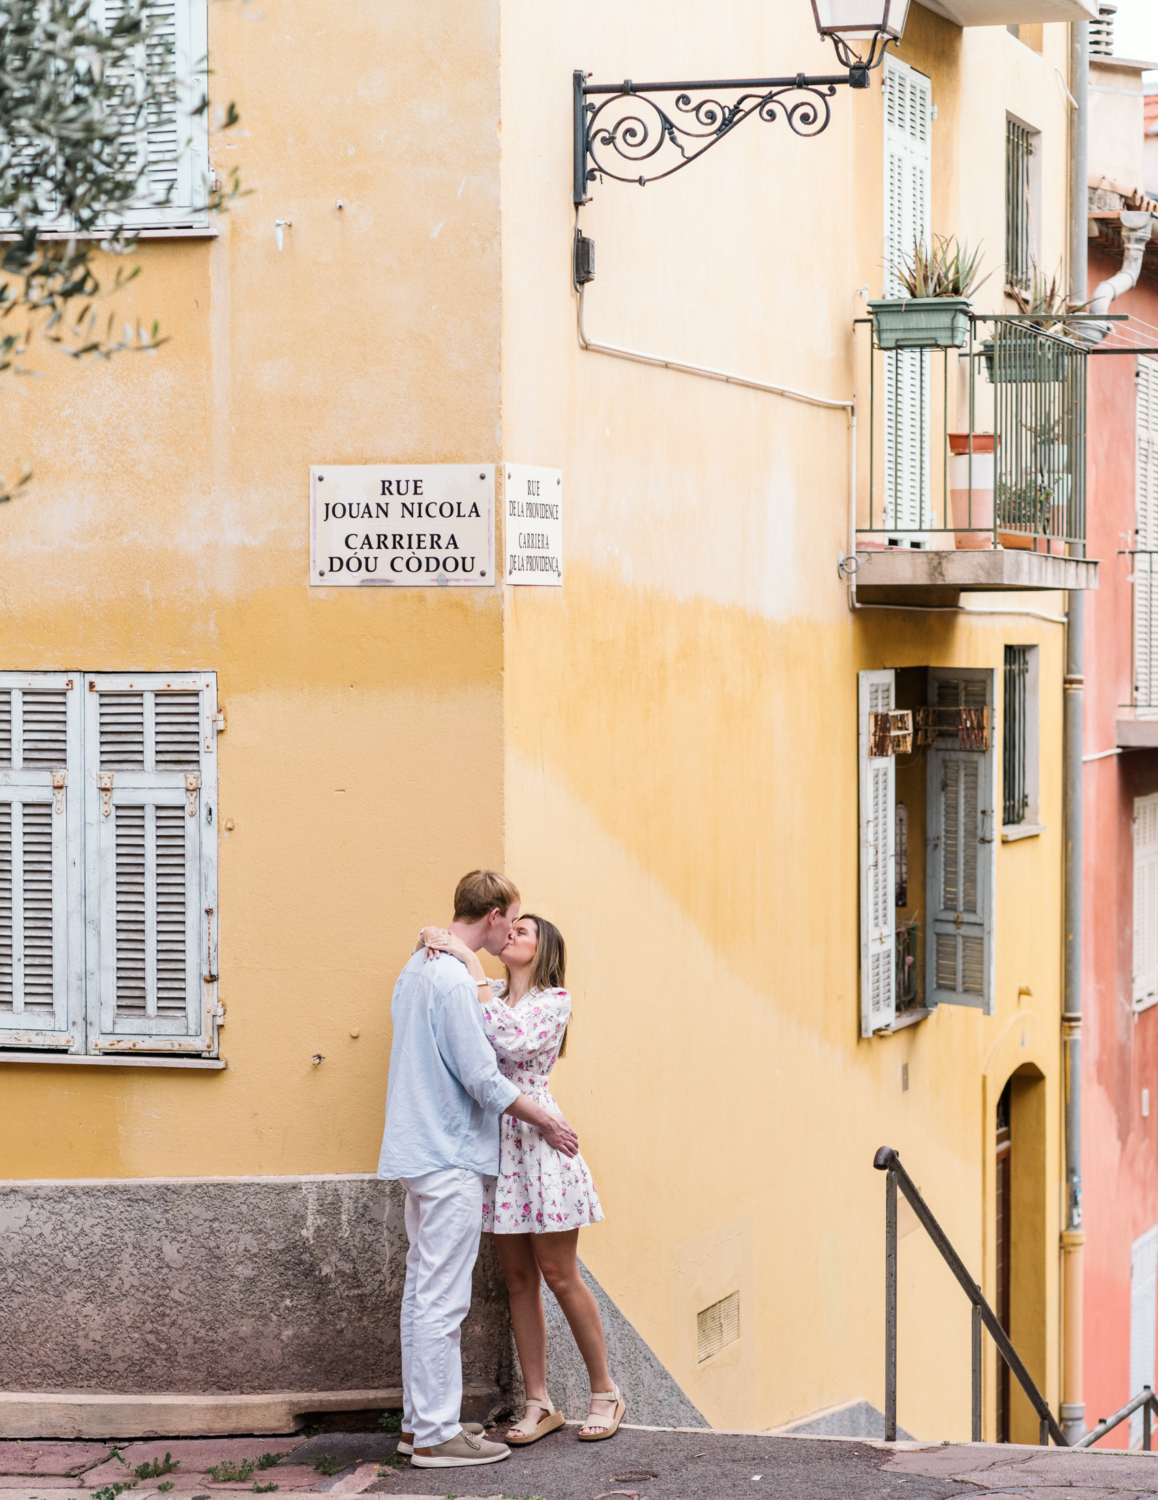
top-left (480, 988), bottom-right (570, 1062)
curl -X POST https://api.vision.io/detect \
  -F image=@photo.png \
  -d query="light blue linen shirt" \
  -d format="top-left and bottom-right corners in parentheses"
top-left (377, 950), bottom-right (521, 1180)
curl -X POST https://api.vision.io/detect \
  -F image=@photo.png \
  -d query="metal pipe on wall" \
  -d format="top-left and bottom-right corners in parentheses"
top-left (1061, 15), bottom-right (1088, 1450)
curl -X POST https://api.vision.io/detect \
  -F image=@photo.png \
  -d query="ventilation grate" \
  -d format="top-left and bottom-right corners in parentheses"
top-left (697, 1291), bottom-right (740, 1364)
top-left (22, 691), bottom-right (67, 766)
top-left (155, 805), bottom-right (187, 1013)
top-left (154, 692), bottom-right (200, 769)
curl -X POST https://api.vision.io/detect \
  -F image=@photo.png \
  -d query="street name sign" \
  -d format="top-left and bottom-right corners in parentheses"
top-left (505, 465), bottom-right (562, 586)
top-left (310, 464), bottom-right (494, 586)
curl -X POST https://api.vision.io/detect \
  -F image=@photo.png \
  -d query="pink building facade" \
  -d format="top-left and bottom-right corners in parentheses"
top-left (1082, 222), bottom-right (1158, 1445)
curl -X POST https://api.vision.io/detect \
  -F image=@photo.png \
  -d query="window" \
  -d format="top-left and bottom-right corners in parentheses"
top-left (883, 56), bottom-right (933, 544)
top-left (1002, 645), bottom-right (1040, 833)
top-left (34, 0), bottom-right (211, 235)
top-left (1134, 359), bottom-right (1158, 710)
top-left (1133, 793), bottom-right (1158, 1011)
top-left (1005, 118), bottom-right (1037, 291)
top-left (861, 668), bottom-right (994, 1030)
top-left (926, 669), bottom-right (995, 1013)
top-left (0, 672), bottom-right (219, 1058)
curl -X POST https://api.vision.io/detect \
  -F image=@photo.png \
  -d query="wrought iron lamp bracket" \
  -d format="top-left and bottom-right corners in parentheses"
top-left (573, 50), bottom-right (881, 203)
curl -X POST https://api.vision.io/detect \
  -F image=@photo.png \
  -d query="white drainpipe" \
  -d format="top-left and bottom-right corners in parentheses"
top-left (1076, 209), bottom-right (1152, 343)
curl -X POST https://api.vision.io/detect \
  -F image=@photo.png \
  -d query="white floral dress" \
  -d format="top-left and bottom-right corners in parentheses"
top-left (480, 984), bottom-right (605, 1234)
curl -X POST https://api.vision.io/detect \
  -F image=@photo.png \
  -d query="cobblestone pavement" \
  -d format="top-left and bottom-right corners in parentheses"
top-left (2, 1427), bottom-right (1158, 1500)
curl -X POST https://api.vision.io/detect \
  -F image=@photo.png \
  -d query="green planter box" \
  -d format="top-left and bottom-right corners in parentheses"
top-left (982, 337), bottom-right (1072, 384)
top-left (869, 297), bottom-right (971, 350)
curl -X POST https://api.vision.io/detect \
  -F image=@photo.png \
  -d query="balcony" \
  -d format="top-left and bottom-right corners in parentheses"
top-left (855, 314), bottom-right (1099, 604)
top-left (918, 0), bottom-right (1097, 25)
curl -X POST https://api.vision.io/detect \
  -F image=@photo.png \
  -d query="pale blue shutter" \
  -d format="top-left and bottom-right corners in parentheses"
top-left (0, 675), bottom-right (84, 1050)
top-left (1134, 794), bottom-right (1158, 1009)
top-left (92, 0), bottom-right (210, 232)
top-left (86, 672), bottom-right (219, 1054)
top-left (883, 57), bottom-right (932, 541)
top-left (926, 670), bottom-right (995, 1013)
top-left (1135, 359), bottom-right (1158, 709)
top-left (860, 670), bottom-right (897, 1036)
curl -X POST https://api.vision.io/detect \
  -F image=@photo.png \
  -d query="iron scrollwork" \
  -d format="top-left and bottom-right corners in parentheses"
top-left (574, 68), bottom-right (864, 202)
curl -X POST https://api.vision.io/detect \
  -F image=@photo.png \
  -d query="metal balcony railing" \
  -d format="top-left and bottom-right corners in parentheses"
top-left (857, 315), bottom-right (1089, 553)
top-left (874, 1146), bottom-right (1066, 1447)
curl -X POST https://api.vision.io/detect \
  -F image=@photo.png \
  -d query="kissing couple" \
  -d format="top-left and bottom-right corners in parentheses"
top-left (377, 869), bottom-right (625, 1469)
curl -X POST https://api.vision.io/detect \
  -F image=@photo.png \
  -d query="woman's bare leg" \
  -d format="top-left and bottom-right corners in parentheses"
top-left (494, 1234), bottom-right (553, 1437)
top-left (532, 1230), bottom-right (616, 1435)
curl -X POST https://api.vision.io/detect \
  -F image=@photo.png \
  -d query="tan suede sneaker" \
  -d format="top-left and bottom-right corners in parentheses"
top-left (410, 1430), bottom-right (511, 1468)
top-left (396, 1422), bottom-right (484, 1457)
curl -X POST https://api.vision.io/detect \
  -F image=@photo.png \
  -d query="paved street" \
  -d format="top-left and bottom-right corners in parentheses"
top-left (2, 1428), bottom-right (1158, 1500)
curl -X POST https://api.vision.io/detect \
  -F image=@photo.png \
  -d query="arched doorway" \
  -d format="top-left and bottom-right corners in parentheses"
top-left (996, 1080), bottom-right (1012, 1441)
top-left (995, 1065), bottom-right (1047, 1444)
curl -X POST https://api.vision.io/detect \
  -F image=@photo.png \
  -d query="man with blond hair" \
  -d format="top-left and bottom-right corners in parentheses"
top-left (378, 869), bottom-right (579, 1470)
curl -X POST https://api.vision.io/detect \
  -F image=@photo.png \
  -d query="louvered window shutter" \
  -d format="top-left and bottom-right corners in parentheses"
top-left (926, 670), bottom-right (995, 1013)
top-left (1135, 359), bottom-right (1158, 710)
top-left (0, 676), bottom-right (84, 1049)
top-left (883, 57), bottom-right (932, 539)
top-left (1133, 794), bottom-right (1158, 1009)
top-left (85, 673), bottom-right (218, 1053)
top-left (860, 670), bottom-right (897, 1036)
top-left (88, 0), bottom-right (210, 232)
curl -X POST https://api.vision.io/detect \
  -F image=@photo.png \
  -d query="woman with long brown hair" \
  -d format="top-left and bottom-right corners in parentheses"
top-left (419, 914), bottom-right (623, 1445)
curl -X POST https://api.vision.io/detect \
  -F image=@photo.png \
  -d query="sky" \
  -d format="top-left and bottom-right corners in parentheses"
top-left (1111, 0), bottom-right (1158, 79)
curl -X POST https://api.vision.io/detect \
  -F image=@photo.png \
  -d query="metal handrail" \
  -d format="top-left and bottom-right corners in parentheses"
top-left (1073, 1386), bottom-right (1158, 1449)
top-left (874, 1146), bottom-right (1067, 1447)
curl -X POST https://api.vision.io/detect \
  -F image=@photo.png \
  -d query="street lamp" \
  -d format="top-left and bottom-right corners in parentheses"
top-left (811, 0), bottom-right (912, 68)
top-left (574, 0), bottom-right (910, 200)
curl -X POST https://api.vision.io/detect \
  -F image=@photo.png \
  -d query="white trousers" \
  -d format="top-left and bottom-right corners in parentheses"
top-left (400, 1167), bottom-right (484, 1449)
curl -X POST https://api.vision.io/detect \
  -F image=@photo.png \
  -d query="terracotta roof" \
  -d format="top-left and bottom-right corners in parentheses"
top-left (1089, 174), bottom-right (1158, 215)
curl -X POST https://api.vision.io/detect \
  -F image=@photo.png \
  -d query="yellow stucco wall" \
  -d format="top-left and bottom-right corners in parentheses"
top-left (0, 0), bottom-right (1078, 1444)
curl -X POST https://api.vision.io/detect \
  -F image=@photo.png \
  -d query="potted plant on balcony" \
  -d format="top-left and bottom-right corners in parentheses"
top-left (983, 270), bottom-right (1080, 383)
top-left (870, 236), bottom-right (987, 349)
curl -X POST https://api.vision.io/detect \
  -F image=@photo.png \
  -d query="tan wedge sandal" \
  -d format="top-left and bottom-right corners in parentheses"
top-left (506, 1397), bottom-right (565, 1446)
top-left (577, 1382), bottom-right (626, 1441)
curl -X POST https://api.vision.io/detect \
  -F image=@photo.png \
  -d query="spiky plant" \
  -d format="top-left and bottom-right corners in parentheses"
top-left (889, 235), bottom-right (989, 299)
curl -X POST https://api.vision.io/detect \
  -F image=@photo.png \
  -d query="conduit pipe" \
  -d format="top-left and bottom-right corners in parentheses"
top-left (574, 282), bottom-right (859, 619)
top-left (576, 284), bottom-right (853, 410)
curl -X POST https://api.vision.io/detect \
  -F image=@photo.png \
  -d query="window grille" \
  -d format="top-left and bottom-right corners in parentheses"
top-left (1005, 120), bottom-right (1034, 290)
top-left (1003, 647), bottom-right (1029, 827)
top-left (896, 918), bottom-right (920, 1011)
top-left (696, 1292), bottom-right (740, 1363)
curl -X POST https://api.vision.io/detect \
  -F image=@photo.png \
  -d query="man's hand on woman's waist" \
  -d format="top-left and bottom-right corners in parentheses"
top-left (506, 1094), bottom-right (579, 1157)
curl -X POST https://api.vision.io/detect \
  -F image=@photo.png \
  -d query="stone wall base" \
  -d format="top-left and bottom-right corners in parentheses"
top-left (0, 1174), bottom-right (513, 1413)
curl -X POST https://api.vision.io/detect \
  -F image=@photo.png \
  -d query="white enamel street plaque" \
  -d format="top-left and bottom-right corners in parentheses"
top-left (310, 464), bottom-right (494, 586)
top-left (505, 465), bottom-right (562, 586)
